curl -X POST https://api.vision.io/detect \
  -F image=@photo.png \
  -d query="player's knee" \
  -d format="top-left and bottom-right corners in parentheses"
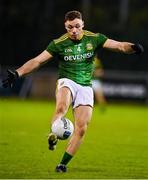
top-left (76, 124), bottom-right (87, 137)
top-left (56, 103), bottom-right (67, 115)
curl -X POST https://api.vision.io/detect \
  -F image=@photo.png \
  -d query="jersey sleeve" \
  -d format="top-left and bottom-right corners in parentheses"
top-left (96, 33), bottom-right (108, 48)
top-left (46, 40), bottom-right (58, 56)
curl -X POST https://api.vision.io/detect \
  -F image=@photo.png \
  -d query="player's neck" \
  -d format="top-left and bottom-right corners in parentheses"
top-left (68, 31), bottom-right (84, 41)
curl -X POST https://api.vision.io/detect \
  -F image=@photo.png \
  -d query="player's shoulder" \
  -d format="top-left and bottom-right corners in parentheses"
top-left (84, 30), bottom-right (100, 37)
top-left (54, 33), bottom-right (69, 44)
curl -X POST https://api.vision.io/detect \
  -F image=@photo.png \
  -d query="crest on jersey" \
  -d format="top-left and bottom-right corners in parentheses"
top-left (86, 43), bottom-right (93, 50)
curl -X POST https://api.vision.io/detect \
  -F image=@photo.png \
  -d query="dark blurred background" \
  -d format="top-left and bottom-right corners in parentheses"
top-left (0, 0), bottom-right (148, 102)
top-left (0, 0), bottom-right (148, 70)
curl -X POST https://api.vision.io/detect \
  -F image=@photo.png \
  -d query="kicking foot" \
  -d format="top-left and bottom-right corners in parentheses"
top-left (48, 133), bottom-right (58, 150)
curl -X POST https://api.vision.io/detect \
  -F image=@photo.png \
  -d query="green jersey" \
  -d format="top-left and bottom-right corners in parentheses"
top-left (46, 30), bottom-right (107, 86)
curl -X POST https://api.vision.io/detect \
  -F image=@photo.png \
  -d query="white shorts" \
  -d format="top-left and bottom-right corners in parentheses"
top-left (57, 78), bottom-right (94, 109)
top-left (92, 79), bottom-right (103, 92)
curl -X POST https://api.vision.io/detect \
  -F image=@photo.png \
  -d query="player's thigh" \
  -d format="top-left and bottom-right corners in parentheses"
top-left (56, 87), bottom-right (72, 109)
top-left (73, 105), bottom-right (93, 127)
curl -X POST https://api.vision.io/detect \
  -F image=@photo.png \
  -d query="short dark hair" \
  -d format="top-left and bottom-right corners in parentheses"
top-left (65, 10), bottom-right (82, 22)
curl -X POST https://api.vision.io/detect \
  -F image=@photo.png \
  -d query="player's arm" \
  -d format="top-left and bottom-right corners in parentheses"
top-left (2, 50), bottom-right (53, 88)
top-left (16, 50), bottom-right (52, 77)
top-left (103, 39), bottom-right (144, 54)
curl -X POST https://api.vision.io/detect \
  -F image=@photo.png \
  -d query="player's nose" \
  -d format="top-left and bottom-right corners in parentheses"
top-left (72, 27), bottom-right (77, 33)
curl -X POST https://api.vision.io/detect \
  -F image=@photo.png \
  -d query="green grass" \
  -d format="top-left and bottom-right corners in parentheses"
top-left (0, 98), bottom-right (148, 179)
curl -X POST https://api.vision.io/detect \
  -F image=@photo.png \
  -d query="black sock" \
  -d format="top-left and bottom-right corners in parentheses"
top-left (60, 152), bottom-right (73, 165)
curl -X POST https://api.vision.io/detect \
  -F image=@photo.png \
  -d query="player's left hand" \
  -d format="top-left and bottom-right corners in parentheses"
top-left (2, 69), bottom-right (19, 88)
top-left (131, 43), bottom-right (144, 54)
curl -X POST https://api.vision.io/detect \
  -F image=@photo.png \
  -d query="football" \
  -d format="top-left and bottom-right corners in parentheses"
top-left (51, 117), bottom-right (74, 140)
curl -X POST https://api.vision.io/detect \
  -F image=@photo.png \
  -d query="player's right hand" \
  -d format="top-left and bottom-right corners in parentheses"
top-left (2, 69), bottom-right (19, 88)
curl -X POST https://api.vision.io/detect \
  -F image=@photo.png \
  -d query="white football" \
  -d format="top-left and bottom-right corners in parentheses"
top-left (51, 118), bottom-right (74, 140)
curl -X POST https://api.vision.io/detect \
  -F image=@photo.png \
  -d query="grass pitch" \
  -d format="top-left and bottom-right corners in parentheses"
top-left (0, 98), bottom-right (148, 179)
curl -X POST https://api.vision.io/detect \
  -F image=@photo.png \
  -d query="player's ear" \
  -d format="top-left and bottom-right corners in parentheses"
top-left (82, 21), bottom-right (84, 28)
top-left (64, 22), bottom-right (67, 30)
top-left (64, 21), bottom-right (69, 30)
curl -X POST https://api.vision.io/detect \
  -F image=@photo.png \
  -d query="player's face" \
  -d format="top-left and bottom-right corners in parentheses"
top-left (65, 18), bottom-right (84, 40)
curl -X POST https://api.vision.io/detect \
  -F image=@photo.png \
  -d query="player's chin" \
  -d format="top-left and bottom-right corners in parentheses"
top-left (73, 37), bottom-right (79, 40)
top-left (71, 34), bottom-right (79, 40)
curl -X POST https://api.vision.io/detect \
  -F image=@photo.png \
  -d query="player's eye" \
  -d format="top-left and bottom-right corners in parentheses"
top-left (67, 25), bottom-right (73, 29)
top-left (75, 24), bottom-right (81, 28)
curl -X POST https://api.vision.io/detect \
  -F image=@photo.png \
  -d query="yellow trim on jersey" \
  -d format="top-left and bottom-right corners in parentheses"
top-left (54, 30), bottom-right (99, 44)
top-left (54, 33), bottom-right (69, 44)
top-left (84, 30), bottom-right (99, 37)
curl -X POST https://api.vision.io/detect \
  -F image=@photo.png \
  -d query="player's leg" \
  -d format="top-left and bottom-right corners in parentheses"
top-left (56, 105), bottom-right (92, 172)
top-left (52, 86), bottom-right (72, 122)
top-left (48, 87), bottom-right (72, 150)
top-left (94, 88), bottom-right (107, 112)
top-left (67, 105), bottom-right (92, 154)
top-left (93, 80), bottom-right (107, 111)
top-left (94, 88), bottom-right (107, 106)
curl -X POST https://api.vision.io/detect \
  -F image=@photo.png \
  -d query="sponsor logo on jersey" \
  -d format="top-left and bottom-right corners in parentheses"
top-left (86, 43), bottom-right (93, 50)
top-left (64, 52), bottom-right (94, 61)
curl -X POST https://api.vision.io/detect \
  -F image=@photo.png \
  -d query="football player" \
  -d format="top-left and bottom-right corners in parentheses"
top-left (2, 10), bottom-right (144, 172)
